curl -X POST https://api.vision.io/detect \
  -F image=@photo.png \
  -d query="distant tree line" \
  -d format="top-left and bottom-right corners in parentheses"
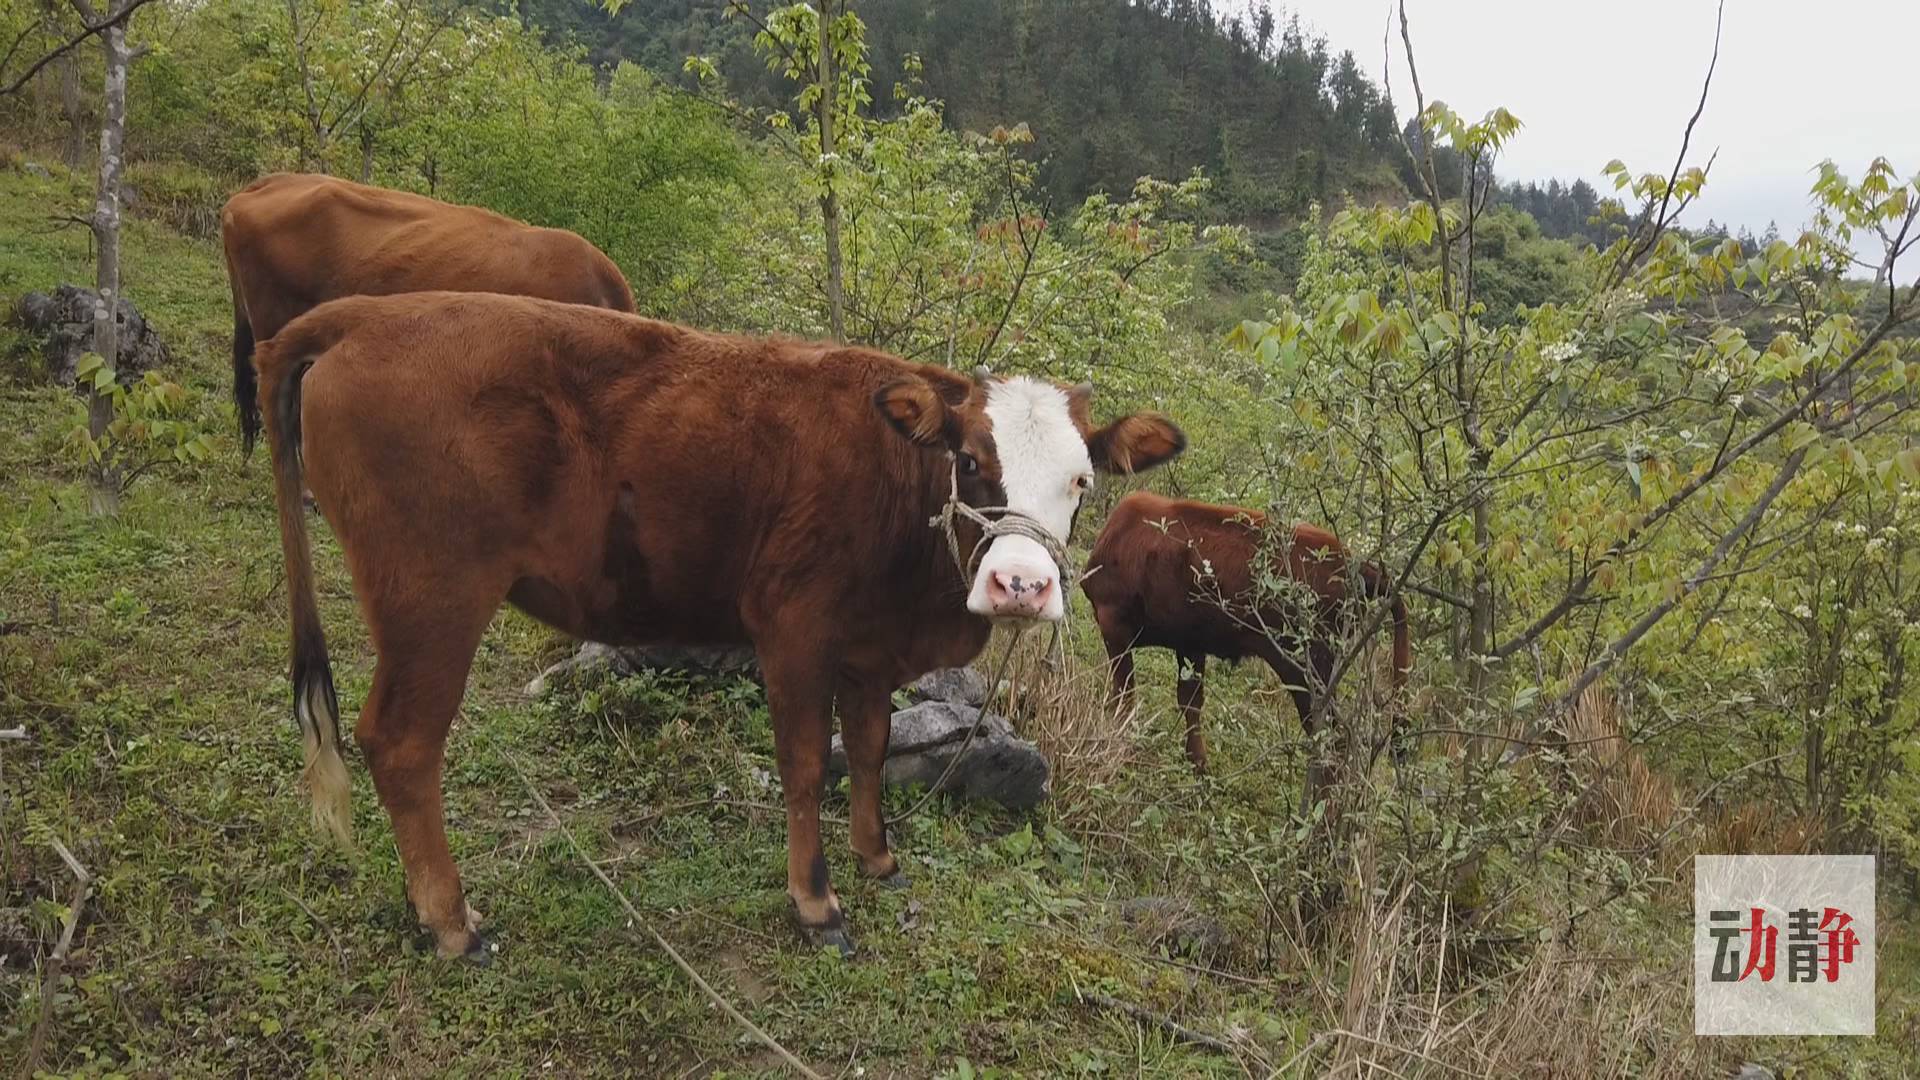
top-left (517, 0), bottom-right (1406, 216)
top-left (1491, 177), bottom-right (1605, 246)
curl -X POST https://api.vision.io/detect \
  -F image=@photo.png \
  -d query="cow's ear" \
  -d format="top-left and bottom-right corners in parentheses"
top-left (1065, 381), bottom-right (1094, 429)
top-left (1089, 412), bottom-right (1186, 474)
top-left (875, 377), bottom-right (957, 447)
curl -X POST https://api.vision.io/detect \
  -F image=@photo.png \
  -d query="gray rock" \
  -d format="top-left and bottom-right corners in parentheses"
top-left (1119, 896), bottom-right (1230, 960)
top-left (1730, 1066), bottom-right (1775, 1080)
top-left (11, 284), bottom-right (171, 387)
top-left (526, 641), bottom-right (758, 697)
top-left (620, 642), bottom-right (759, 680)
top-left (828, 700), bottom-right (1050, 811)
top-left (906, 666), bottom-right (990, 707)
top-left (23, 162), bottom-right (51, 179)
top-left (525, 642), bottom-right (628, 697)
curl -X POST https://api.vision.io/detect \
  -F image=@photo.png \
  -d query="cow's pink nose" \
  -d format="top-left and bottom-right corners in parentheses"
top-left (986, 569), bottom-right (1054, 617)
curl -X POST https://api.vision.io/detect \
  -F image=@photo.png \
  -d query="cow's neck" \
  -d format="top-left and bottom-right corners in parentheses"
top-left (889, 446), bottom-right (995, 673)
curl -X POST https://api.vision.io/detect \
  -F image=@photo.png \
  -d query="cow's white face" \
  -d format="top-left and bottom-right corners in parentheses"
top-left (875, 369), bottom-right (1186, 624)
top-left (967, 378), bottom-right (1094, 620)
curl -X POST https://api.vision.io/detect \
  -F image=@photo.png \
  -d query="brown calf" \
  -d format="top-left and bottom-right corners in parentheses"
top-left (257, 292), bottom-right (1183, 958)
top-left (222, 173), bottom-right (635, 454)
top-left (1083, 492), bottom-right (1410, 776)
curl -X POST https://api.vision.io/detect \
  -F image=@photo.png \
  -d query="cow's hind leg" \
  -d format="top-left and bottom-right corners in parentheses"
top-left (1175, 651), bottom-right (1208, 772)
top-left (838, 677), bottom-right (905, 887)
top-left (355, 585), bottom-right (500, 962)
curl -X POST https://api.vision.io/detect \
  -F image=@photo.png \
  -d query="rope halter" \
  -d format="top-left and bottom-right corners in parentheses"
top-left (929, 454), bottom-right (1078, 607)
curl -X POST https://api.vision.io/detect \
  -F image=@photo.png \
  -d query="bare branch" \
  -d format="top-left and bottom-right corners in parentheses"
top-left (1551, 445), bottom-right (1806, 714)
top-left (1080, 991), bottom-right (1239, 1056)
top-left (0, 0), bottom-right (157, 98)
top-left (1606, 0), bottom-right (1724, 289)
top-left (25, 839), bottom-right (93, 1075)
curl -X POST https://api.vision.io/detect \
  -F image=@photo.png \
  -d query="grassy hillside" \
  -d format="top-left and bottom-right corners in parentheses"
top-left (2, 162), bottom-right (1915, 1077)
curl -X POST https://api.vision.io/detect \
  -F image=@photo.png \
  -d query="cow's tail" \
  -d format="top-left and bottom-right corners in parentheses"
top-left (222, 219), bottom-right (263, 458)
top-left (233, 304), bottom-right (259, 457)
top-left (1361, 562), bottom-right (1414, 759)
top-left (258, 329), bottom-right (352, 847)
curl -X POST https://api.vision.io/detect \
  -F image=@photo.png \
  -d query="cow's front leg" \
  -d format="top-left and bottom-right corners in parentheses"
top-left (838, 677), bottom-right (906, 887)
top-left (761, 644), bottom-right (852, 954)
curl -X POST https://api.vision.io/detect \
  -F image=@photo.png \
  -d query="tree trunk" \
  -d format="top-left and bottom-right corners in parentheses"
top-left (1465, 466), bottom-right (1492, 700)
top-left (59, 49), bottom-right (87, 168)
top-left (358, 120), bottom-right (376, 183)
top-left (86, 18), bottom-right (128, 515)
top-left (816, 1), bottom-right (846, 343)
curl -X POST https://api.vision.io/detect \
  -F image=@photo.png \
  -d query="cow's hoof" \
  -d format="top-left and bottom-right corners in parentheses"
top-left (880, 871), bottom-right (912, 891)
top-left (802, 923), bottom-right (856, 957)
top-left (458, 931), bottom-right (495, 966)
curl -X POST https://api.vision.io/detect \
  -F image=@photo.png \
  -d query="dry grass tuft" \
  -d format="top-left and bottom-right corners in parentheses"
top-left (999, 632), bottom-right (1154, 801)
top-left (1705, 798), bottom-right (1825, 856)
top-left (1563, 682), bottom-right (1679, 850)
top-left (1558, 681), bottom-right (1827, 861)
top-left (1272, 851), bottom-right (1707, 1078)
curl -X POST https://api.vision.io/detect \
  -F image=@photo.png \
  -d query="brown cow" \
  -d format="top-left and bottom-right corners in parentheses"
top-left (1083, 492), bottom-right (1410, 776)
top-left (256, 291), bottom-right (1184, 959)
top-left (222, 173), bottom-right (635, 454)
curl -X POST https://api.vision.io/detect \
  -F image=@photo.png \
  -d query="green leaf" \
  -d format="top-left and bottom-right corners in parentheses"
top-left (999, 822), bottom-right (1035, 861)
top-left (1407, 202), bottom-right (1436, 246)
top-left (1841, 441), bottom-right (1871, 480)
top-left (1782, 421), bottom-right (1822, 453)
top-left (1896, 447), bottom-right (1920, 486)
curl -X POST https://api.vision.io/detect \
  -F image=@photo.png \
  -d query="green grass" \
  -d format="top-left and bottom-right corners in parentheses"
top-left (2, 161), bottom-right (1916, 1077)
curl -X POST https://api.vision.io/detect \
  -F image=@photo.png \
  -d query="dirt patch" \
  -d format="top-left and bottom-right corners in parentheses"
top-left (713, 945), bottom-right (774, 1005)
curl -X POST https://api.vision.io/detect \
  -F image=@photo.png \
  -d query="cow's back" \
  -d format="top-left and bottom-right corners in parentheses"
top-left (1087, 492), bottom-right (1270, 658)
top-left (1088, 492), bottom-right (1368, 660)
top-left (222, 174), bottom-right (633, 338)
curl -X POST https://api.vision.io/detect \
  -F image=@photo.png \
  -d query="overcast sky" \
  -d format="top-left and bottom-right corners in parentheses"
top-left (1276, 0), bottom-right (1918, 239)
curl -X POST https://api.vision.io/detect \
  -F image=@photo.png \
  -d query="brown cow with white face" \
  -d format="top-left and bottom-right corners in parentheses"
top-left (221, 173), bottom-right (635, 455)
top-left (255, 292), bottom-right (1183, 958)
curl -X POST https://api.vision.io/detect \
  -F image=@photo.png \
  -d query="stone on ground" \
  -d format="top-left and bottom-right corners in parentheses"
top-left (828, 700), bottom-right (1050, 811)
top-left (12, 284), bottom-right (171, 386)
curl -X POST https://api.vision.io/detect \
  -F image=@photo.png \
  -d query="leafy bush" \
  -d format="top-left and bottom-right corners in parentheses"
top-left (123, 160), bottom-right (226, 237)
top-left (66, 353), bottom-right (214, 496)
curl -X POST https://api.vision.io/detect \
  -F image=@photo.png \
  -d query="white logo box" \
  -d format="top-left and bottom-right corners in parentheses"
top-left (1694, 854), bottom-right (1875, 1036)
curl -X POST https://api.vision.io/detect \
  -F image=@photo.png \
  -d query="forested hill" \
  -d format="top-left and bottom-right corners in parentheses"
top-left (519, 0), bottom-right (1408, 217)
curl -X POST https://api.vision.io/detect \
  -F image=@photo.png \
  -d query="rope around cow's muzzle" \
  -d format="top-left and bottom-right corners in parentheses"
top-left (930, 454), bottom-right (1096, 670)
top-left (930, 455), bottom-right (1078, 609)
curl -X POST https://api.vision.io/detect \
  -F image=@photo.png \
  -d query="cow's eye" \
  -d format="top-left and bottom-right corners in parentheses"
top-left (957, 452), bottom-right (980, 477)
top-left (1073, 475), bottom-right (1093, 493)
